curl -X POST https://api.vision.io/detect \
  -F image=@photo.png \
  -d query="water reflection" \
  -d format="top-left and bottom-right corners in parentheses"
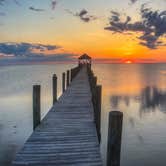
top-left (110, 86), bottom-right (166, 114)
top-left (0, 64), bottom-right (166, 166)
top-left (0, 64), bottom-right (75, 166)
top-left (108, 86), bottom-right (166, 166)
top-left (110, 96), bottom-right (131, 109)
top-left (141, 86), bottom-right (166, 112)
top-left (93, 64), bottom-right (166, 166)
top-left (110, 96), bottom-right (121, 108)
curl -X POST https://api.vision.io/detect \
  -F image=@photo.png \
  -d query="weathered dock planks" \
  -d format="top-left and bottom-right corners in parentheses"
top-left (12, 66), bottom-right (102, 166)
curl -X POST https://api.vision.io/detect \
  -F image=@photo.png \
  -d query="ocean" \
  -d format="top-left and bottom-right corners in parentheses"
top-left (0, 63), bottom-right (166, 166)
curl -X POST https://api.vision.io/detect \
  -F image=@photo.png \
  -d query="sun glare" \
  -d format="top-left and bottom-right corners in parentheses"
top-left (125, 60), bottom-right (133, 64)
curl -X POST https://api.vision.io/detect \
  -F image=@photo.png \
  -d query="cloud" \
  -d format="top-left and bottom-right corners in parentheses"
top-left (105, 10), bottom-right (149, 32)
top-left (29, 6), bottom-right (45, 12)
top-left (105, 7), bottom-right (166, 49)
top-left (130, 0), bottom-right (138, 4)
top-left (66, 9), bottom-right (97, 23)
top-left (13, 0), bottom-right (21, 6)
top-left (139, 5), bottom-right (166, 49)
top-left (0, 42), bottom-right (60, 57)
top-left (0, 0), bottom-right (5, 5)
top-left (0, 53), bottom-right (77, 65)
top-left (0, 12), bottom-right (6, 16)
top-left (51, 0), bottom-right (57, 10)
top-left (76, 9), bottom-right (97, 22)
top-left (105, 11), bottom-right (143, 33)
top-left (0, 0), bottom-right (20, 5)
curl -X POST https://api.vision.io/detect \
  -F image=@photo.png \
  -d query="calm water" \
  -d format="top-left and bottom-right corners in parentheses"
top-left (0, 63), bottom-right (166, 166)
top-left (93, 64), bottom-right (166, 166)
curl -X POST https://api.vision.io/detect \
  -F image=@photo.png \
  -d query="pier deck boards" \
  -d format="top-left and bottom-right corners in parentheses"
top-left (12, 67), bottom-right (102, 166)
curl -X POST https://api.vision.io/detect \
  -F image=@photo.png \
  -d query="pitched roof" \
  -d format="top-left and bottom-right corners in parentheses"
top-left (78, 54), bottom-right (91, 60)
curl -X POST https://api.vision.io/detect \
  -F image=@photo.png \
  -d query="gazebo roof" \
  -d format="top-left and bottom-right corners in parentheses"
top-left (78, 54), bottom-right (91, 60)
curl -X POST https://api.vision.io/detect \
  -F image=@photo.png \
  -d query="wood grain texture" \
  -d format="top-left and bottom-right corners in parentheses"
top-left (12, 66), bottom-right (102, 166)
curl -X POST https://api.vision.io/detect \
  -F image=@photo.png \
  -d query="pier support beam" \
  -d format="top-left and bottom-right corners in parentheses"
top-left (53, 74), bottom-right (57, 104)
top-left (70, 69), bottom-right (73, 82)
top-left (107, 111), bottom-right (123, 166)
top-left (62, 72), bottom-right (66, 93)
top-left (88, 68), bottom-right (102, 143)
top-left (13, 65), bottom-right (103, 166)
top-left (70, 66), bottom-right (80, 82)
top-left (33, 85), bottom-right (41, 130)
top-left (67, 70), bottom-right (70, 87)
top-left (96, 85), bottom-right (102, 143)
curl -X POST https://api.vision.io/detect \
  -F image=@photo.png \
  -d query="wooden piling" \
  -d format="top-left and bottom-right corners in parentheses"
top-left (70, 69), bottom-right (73, 82)
top-left (67, 70), bottom-right (70, 87)
top-left (87, 68), bottom-right (101, 143)
top-left (96, 85), bottom-right (102, 143)
top-left (13, 66), bottom-right (102, 166)
top-left (70, 66), bottom-right (80, 82)
top-left (107, 111), bottom-right (123, 166)
top-left (33, 85), bottom-right (41, 130)
top-left (53, 74), bottom-right (57, 104)
top-left (62, 72), bottom-right (66, 93)
top-left (94, 76), bottom-right (97, 86)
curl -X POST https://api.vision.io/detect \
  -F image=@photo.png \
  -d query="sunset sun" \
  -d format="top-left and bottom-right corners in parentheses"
top-left (125, 60), bottom-right (133, 64)
top-left (0, 0), bottom-right (165, 166)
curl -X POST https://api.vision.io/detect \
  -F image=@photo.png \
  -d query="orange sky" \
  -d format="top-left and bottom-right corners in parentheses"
top-left (0, 0), bottom-right (166, 63)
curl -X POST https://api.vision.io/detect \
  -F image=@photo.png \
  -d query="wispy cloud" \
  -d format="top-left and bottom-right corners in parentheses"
top-left (0, 42), bottom-right (79, 64)
top-left (139, 5), bottom-right (166, 49)
top-left (0, 0), bottom-right (5, 5)
top-left (0, 12), bottom-right (6, 16)
top-left (66, 9), bottom-right (97, 23)
top-left (0, 0), bottom-right (20, 5)
top-left (105, 11), bottom-right (145, 33)
top-left (51, 0), bottom-right (57, 10)
top-left (0, 42), bottom-right (60, 57)
top-left (0, 53), bottom-right (77, 65)
top-left (130, 0), bottom-right (138, 4)
top-left (13, 0), bottom-right (21, 6)
top-left (105, 6), bottom-right (166, 49)
top-left (29, 6), bottom-right (45, 12)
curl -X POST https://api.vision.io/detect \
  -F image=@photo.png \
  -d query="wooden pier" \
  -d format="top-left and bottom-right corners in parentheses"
top-left (12, 66), bottom-right (102, 166)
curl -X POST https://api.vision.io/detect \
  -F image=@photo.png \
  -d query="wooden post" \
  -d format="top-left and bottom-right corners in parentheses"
top-left (96, 85), bottom-right (102, 143)
top-left (53, 74), bottom-right (57, 104)
top-left (70, 67), bottom-right (79, 82)
top-left (94, 76), bottom-right (97, 86)
top-left (90, 72), bottom-right (95, 89)
top-left (62, 72), bottom-right (66, 93)
top-left (70, 69), bottom-right (73, 82)
top-left (91, 76), bottom-right (97, 99)
top-left (107, 111), bottom-right (123, 166)
top-left (33, 85), bottom-right (41, 130)
top-left (67, 70), bottom-right (70, 87)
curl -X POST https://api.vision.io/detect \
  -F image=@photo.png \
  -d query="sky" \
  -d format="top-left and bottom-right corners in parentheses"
top-left (0, 0), bottom-right (166, 63)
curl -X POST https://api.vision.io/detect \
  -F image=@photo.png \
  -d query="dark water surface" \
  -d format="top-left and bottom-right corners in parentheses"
top-left (0, 63), bottom-right (166, 166)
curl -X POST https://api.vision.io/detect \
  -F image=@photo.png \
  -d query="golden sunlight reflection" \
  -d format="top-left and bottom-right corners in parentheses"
top-left (93, 64), bottom-right (166, 96)
top-left (94, 64), bottom-right (166, 166)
